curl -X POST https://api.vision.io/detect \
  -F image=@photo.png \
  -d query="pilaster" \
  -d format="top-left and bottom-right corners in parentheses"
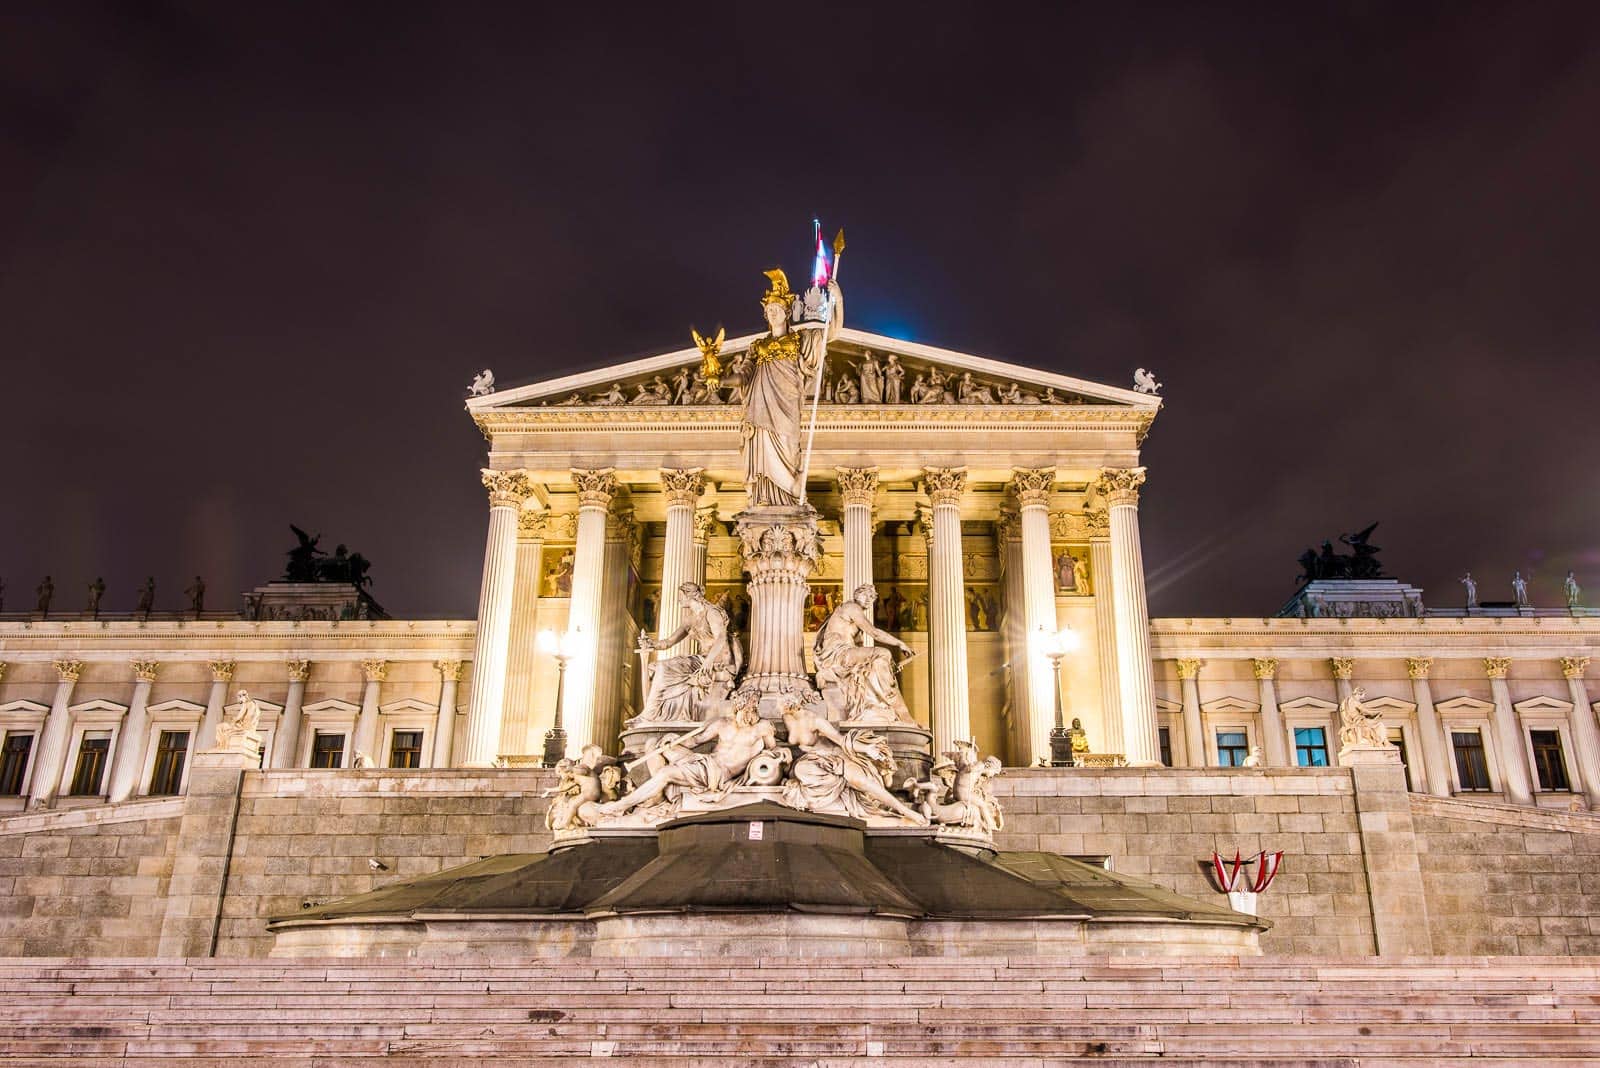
top-left (1560, 656), bottom-right (1600, 809)
top-left (434, 660), bottom-right (464, 768)
top-left (1484, 657), bottom-right (1533, 804)
top-left (1176, 658), bottom-right (1205, 767)
top-left (1405, 657), bottom-right (1452, 798)
top-left (1253, 657), bottom-right (1288, 767)
top-left (107, 661), bottom-right (158, 802)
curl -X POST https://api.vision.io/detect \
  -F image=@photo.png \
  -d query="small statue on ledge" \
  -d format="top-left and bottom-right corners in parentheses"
top-left (1337, 686), bottom-right (1389, 751)
top-left (468, 368), bottom-right (495, 397)
top-left (213, 689), bottom-right (261, 752)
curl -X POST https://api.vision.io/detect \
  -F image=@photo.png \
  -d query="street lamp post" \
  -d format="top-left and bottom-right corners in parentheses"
top-left (1040, 625), bottom-right (1080, 767)
top-left (537, 628), bottom-right (581, 767)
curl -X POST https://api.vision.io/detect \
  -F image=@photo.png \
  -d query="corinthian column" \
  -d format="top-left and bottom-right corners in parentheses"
top-left (593, 507), bottom-right (637, 751)
top-left (29, 659), bottom-right (83, 807)
top-left (108, 660), bottom-right (159, 802)
top-left (1095, 467), bottom-right (1159, 765)
top-left (200, 660), bottom-right (234, 749)
top-left (925, 467), bottom-right (971, 751)
top-left (693, 506), bottom-right (718, 588)
top-left (501, 511), bottom-right (547, 756)
top-left (561, 469), bottom-right (618, 756)
top-left (1011, 468), bottom-right (1057, 766)
top-left (997, 510), bottom-right (1030, 764)
top-left (433, 660), bottom-right (464, 768)
top-left (1406, 657), bottom-right (1451, 797)
top-left (353, 659), bottom-right (386, 763)
top-left (658, 469), bottom-right (706, 655)
top-left (1485, 657), bottom-right (1533, 805)
top-left (1088, 508), bottom-right (1121, 756)
top-left (461, 468), bottom-right (534, 766)
top-left (1177, 658), bottom-right (1205, 767)
top-left (1560, 657), bottom-right (1600, 809)
top-left (837, 467), bottom-right (879, 597)
top-left (272, 659), bottom-right (309, 769)
top-left (1254, 658), bottom-right (1287, 766)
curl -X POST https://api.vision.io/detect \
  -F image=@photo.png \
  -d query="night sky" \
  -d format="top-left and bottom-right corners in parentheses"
top-left (5, 3), bottom-right (1598, 619)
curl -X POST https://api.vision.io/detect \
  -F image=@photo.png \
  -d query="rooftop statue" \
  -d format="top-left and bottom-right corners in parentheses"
top-left (1566, 571), bottom-right (1582, 609)
top-left (467, 368), bottom-right (495, 396)
top-left (1295, 522), bottom-right (1386, 584)
top-left (1133, 367), bottom-right (1163, 394)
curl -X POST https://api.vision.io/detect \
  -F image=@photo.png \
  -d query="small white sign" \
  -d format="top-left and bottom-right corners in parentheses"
top-left (748, 821), bottom-right (764, 840)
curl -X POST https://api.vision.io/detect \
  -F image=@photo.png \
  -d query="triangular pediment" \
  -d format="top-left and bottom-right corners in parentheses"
top-left (468, 328), bottom-right (1160, 416)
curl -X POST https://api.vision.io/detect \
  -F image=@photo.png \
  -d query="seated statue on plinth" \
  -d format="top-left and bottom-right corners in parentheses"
top-left (213, 689), bottom-right (262, 753)
top-left (631, 582), bottom-right (741, 724)
top-left (814, 584), bottom-right (917, 724)
top-left (600, 691), bottom-right (780, 819)
top-left (779, 695), bottom-right (926, 823)
top-left (1337, 686), bottom-right (1390, 751)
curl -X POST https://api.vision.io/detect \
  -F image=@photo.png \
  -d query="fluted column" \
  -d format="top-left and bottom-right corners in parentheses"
top-left (1177, 658), bottom-right (1205, 767)
top-left (925, 468), bottom-right (971, 751)
top-left (1088, 509), bottom-right (1122, 756)
top-left (462, 468), bottom-right (535, 767)
top-left (562, 469), bottom-right (618, 757)
top-left (1560, 657), bottom-right (1600, 809)
top-left (29, 659), bottom-right (83, 807)
top-left (1485, 657), bottom-right (1533, 805)
top-left (501, 511), bottom-right (547, 756)
top-left (1012, 469), bottom-right (1057, 766)
top-left (1096, 467), bottom-right (1158, 765)
top-left (199, 660), bottom-right (234, 749)
top-left (837, 467), bottom-right (879, 598)
top-left (107, 660), bottom-right (159, 802)
top-left (1405, 657), bottom-right (1451, 797)
top-left (692, 507), bottom-right (717, 588)
top-left (593, 507), bottom-right (636, 752)
top-left (433, 660), bottom-right (464, 768)
top-left (353, 659), bottom-right (386, 764)
top-left (1252, 658), bottom-right (1288, 766)
top-left (997, 510), bottom-right (1030, 765)
top-left (658, 469), bottom-right (706, 656)
top-left (272, 659), bottom-right (309, 769)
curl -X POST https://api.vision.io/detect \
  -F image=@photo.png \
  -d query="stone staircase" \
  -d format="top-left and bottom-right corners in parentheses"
top-left (1, 956), bottom-right (1598, 1065)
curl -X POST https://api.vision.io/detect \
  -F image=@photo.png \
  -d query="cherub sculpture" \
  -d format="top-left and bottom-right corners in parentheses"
top-left (905, 740), bottom-right (1004, 833)
top-left (543, 744), bottom-right (624, 831)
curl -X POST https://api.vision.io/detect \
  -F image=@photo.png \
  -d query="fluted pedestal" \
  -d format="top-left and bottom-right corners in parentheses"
top-left (734, 506), bottom-right (820, 705)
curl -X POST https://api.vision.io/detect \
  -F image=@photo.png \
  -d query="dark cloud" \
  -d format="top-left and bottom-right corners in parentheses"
top-left (3, 2), bottom-right (1597, 617)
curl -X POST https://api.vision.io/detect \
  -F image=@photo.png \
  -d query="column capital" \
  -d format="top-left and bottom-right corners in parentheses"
top-left (1176, 658), bottom-right (1204, 680)
top-left (1009, 467), bottom-right (1055, 508)
top-left (996, 509), bottom-right (1022, 544)
top-left (1406, 656), bottom-right (1434, 680)
top-left (1483, 656), bottom-right (1512, 680)
top-left (1560, 655), bottom-right (1590, 680)
top-left (286, 658), bottom-right (311, 682)
top-left (208, 659), bottom-right (235, 682)
top-left (659, 467), bottom-right (706, 508)
top-left (1329, 656), bottom-right (1355, 680)
top-left (836, 466), bottom-right (880, 507)
top-left (1085, 506), bottom-right (1111, 538)
top-left (53, 659), bottom-right (84, 682)
top-left (1094, 467), bottom-right (1147, 506)
top-left (924, 466), bottom-right (967, 507)
top-left (362, 658), bottom-right (388, 683)
top-left (693, 506), bottom-right (719, 544)
top-left (481, 468), bottom-right (535, 508)
top-left (131, 659), bottom-right (160, 683)
top-left (604, 505), bottom-right (636, 543)
top-left (517, 510), bottom-right (548, 539)
top-left (436, 659), bottom-right (465, 682)
top-left (570, 468), bottom-right (619, 509)
top-left (1252, 657), bottom-right (1279, 681)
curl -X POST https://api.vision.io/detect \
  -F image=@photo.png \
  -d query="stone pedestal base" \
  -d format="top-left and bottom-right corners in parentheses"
top-left (734, 506), bottom-right (820, 700)
top-left (842, 720), bottom-right (933, 787)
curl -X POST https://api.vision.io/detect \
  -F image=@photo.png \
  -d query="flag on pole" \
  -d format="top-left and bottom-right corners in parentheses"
top-left (811, 217), bottom-right (831, 288)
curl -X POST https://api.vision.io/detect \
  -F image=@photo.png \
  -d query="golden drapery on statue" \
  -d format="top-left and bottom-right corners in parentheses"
top-left (732, 268), bottom-right (842, 509)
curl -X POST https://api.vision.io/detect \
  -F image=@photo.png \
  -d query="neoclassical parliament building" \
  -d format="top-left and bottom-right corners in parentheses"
top-left (4, 305), bottom-right (1600, 972)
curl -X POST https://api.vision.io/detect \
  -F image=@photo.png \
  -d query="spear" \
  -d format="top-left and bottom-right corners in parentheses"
top-left (798, 227), bottom-right (846, 504)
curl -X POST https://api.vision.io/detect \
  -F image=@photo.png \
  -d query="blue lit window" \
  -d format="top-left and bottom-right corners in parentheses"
top-left (1295, 727), bottom-right (1329, 767)
top-left (1216, 730), bottom-right (1250, 767)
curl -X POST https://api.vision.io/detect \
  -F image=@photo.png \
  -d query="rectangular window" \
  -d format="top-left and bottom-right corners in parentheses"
top-left (389, 730), bottom-right (424, 769)
top-left (1452, 730), bottom-right (1491, 791)
top-left (1157, 727), bottom-right (1172, 768)
top-left (1295, 726), bottom-right (1329, 767)
top-left (310, 732), bottom-right (345, 769)
top-left (68, 731), bottom-right (112, 796)
top-left (1216, 730), bottom-right (1249, 767)
top-left (1387, 727), bottom-right (1415, 790)
top-left (148, 730), bottom-right (190, 796)
top-left (1530, 730), bottom-right (1571, 792)
top-left (0, 733), bottom-right (34, 795)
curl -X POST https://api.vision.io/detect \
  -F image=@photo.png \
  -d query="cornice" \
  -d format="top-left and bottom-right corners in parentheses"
top-left (472, 404), bottom-right (1157, 438)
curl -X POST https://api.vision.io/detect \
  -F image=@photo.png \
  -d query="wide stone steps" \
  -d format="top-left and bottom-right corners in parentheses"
top-left (1, 957), bottom-right (1597, 1066)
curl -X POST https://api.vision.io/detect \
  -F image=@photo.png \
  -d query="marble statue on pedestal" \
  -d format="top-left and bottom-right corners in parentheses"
top-left (813, 585), bottom-right (917, 724)
top-left (1512, 570), bottom-right (1529, 608)
top-left (1566, 571), bottom-right (1583, 609)
top-left (778, 695), bottom-right (926, 823)
top-left (632, 582), bottom-right (741, 724)
top-left (905, 740), bottom-right (1004, 834)
top-left (213, 689), bottom-right (261, 752)
top-left (601, 691), bottom-right (780, 818)
top-left (543, 744), bottom-right (624, 831)
top-left (1337, 686), bottom-right (1389, 751)
top-left (1461, 571), bottom-right (1478, 609)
